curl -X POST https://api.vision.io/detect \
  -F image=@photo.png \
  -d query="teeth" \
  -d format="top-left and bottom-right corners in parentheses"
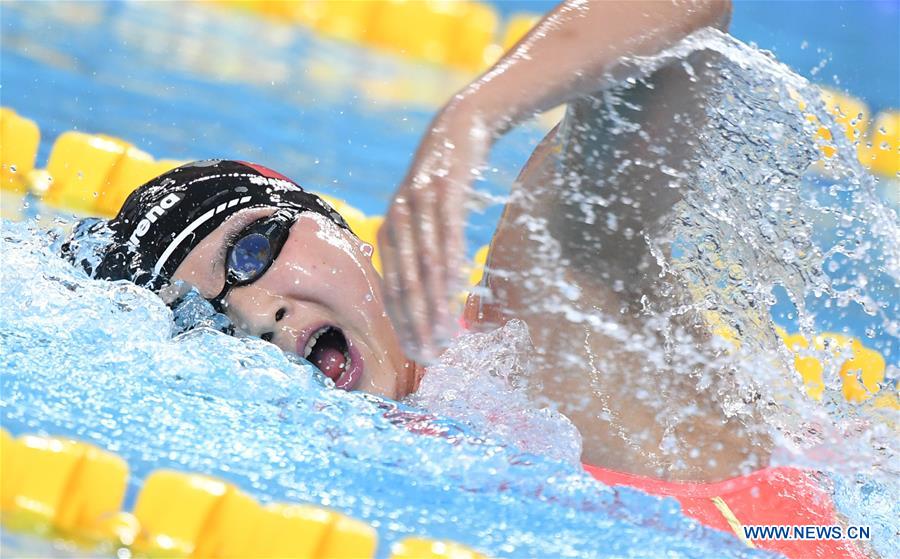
top-left (301, 327), bottom-right (354, 376)
top-left (302, 326), bottom-right (330, 359)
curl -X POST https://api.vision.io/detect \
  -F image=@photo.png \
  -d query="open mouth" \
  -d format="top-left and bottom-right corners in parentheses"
top-left (299, 325), bottom-right (363, 390)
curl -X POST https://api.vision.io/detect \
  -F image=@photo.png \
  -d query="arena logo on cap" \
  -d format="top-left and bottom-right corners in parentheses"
top-left (129, 193), bottom-right (182, 246)
top-left (248, 175), bottom-right (297, 190)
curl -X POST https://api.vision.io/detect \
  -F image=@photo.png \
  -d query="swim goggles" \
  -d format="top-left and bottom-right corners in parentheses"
top-left (208, 208), bottom-right (298, 313)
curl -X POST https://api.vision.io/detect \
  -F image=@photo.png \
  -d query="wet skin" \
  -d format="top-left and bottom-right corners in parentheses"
top-left (377, 0), bottom-right (765, 481)
top-left (171, 206), bottom-right (423, 400)
top-left (176, 0), bottom-right (752, 482)
top-left (466, 60), bottom-right (773, 480)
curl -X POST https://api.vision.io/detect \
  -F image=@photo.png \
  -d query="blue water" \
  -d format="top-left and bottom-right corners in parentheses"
top-left (3, 1), bottom-right (897, 359)
top-left (2, 2), bottom-right (898, 558)
top-left (0, 220), bottom-right (765, 559)
top-left (1, 0), bottom-right (529, 249)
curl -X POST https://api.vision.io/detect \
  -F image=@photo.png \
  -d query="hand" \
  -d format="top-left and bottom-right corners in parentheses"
top-left (158, 279), bottom-right (194, 307)
top-left (378, 101), bottom-right (492, 362)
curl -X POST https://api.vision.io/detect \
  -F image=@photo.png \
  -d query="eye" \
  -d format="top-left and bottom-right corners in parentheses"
top-left (275, 307), bottom-right (286, 321)
top-left (229, 233), bottom-right (273, 282)
top-left (261, 332), bottom-right (274, 342)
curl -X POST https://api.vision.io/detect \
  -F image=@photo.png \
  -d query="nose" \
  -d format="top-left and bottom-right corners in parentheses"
top-left (224, 284), bottom-right (288, 341)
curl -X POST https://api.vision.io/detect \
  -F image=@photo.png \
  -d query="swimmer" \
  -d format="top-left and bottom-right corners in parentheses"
top-left (64, 159), bottom-right (424, 400)
top-left (62, 2), bottom-right (867, 557)
top-left (382, 0), bottom-right (746, 479)
top-left (379, 1), bottom-right (867, 557)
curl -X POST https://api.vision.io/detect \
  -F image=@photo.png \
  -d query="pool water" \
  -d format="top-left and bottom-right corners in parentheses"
top-left (2, 2), bottom-right (898, 558)
top-left (1, 221), bottom-right (764, 558)
top-left (1, 0), bottom-right (531, 248)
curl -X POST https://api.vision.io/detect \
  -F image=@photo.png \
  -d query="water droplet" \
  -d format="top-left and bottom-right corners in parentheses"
top-left (9, 164), bottom-right (16, 173)
top-left (360, 242), bottom-right (374, 257)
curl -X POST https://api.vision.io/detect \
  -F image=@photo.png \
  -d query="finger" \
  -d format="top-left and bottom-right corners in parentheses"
top-left (407, 177), bottom-right (452, 350)
top-left (437, 175), bottom-right (468, 329)
top-left (378, 204), bottom-right (418, 352)
top-left (438, 131), bottom-right (487, 340)
top-left (430, 198), bottom-right (460, 345)
top-left (391, 204), bottom-right (441, 361)
top-left (378, 230), bottom-right (417, 355)
top-left (380, 199), bottom-right (440, 361)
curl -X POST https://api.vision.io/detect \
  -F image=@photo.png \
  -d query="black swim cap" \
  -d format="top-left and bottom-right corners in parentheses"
top-left (63, 159), bottom-right (351, 289)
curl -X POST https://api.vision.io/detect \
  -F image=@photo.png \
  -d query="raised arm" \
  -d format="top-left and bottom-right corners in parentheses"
top-left (448, 0), bottom-right (731, 133)
top-left (378, 0), bottom-right (733, 361)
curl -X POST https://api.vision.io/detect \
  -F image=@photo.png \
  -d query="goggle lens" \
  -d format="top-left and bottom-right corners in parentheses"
top-left (229, 232), bottom-right (273, 283)
top-left (209, 209), bottom-right (297, 312)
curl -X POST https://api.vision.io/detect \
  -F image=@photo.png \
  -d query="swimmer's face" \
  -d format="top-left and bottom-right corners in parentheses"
top-left (172, 206), bottom-right (422, 400)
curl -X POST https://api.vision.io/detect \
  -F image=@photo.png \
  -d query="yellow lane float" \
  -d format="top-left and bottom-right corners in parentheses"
top-left (0, 109), bottom-right (895, 405)
top-left (39, 131), bottom-right (183, 216)
top-left (0, 109), bottom-right (498, 287)
top-left (0, 107), bottom-right (41, 193)
top-left (392, 537), bottom-right (488, 559)
top-left (0, 98), bottom-right (896, 555)
top-left (2, 102), bottom-right (895, 288)
top-left (0, 108), bottom-right (900, 372)
top-left (220, 0), bottom-right (511, 72)
top-left (779, 330), bottom-right (895, 408)
top-left (0, 429), bottom-right (485, 558)
top-left (859, 111), bottom-right (899, 178)
top-left (0, 432), bottom-right (129, 542)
